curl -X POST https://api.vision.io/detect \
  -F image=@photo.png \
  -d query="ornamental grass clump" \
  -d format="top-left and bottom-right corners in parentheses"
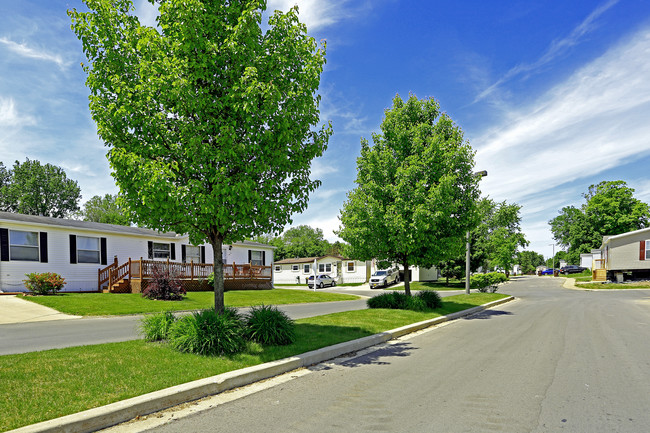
top-left (168, 309), bottom-right (246, 356)
top-left (23, 272), bottom-right (66, 295)
top-left (415, 290), bottom-right (442, 309)
top-left (368, 290), bottom-right (442, 312)
top-left (141, 311), bottom-right (177, 342)
top-left (141, 265), bottom-right (186, 301)
top-left (367, 291), bottom-right (409, 310)
top-left (245, 305), bottom-right (295, 346)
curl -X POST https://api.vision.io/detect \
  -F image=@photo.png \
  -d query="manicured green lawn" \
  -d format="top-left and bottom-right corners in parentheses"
top-left (0, 293), bottom-right (508, 431)
top-left (21, 289), bottom-right (360, 316)
top-left (576, 281), bottom-right (650, 289)
top-left (385, 280), bottom-right (466, 291)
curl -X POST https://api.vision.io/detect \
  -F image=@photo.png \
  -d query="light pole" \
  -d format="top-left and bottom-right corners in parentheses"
top-left (549, 243), bottom-right (555, 277)
top-left (466, 170), bottom-right (488, 295)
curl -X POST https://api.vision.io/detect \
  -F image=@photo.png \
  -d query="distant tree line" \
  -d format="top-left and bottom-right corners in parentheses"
top-left (250, 225), bottom-right (345, 261)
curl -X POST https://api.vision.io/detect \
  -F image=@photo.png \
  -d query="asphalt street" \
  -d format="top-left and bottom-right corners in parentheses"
top-left (131, 277), bottom-right (650, 433)
top-left (0, 284), bottom-right (456, 355)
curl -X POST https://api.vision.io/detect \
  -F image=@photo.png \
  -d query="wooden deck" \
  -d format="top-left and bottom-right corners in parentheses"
top-left (592, 259), bottom-right (607, 282)
top-left (98, 258), bottom-right (272, 293)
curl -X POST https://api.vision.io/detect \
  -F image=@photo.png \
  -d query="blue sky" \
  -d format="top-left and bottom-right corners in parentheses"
top-left (2, 0), bottom-right (650, 259)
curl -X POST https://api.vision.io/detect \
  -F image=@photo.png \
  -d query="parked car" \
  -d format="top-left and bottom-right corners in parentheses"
top-left (540, 268), bottom-right (556, 275)
top-left (307, 274), bottom-right (336, 288)
top-left (559, 265), bottom-right (588, 275)
top-left (369, 267), bottom-right (400, 288)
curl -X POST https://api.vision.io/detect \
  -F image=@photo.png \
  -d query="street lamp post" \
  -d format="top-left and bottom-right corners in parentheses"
top-left (466, 170), bottom-right (488, 295)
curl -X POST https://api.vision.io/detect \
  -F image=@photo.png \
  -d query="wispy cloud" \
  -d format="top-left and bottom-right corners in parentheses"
top-left (475, 26), bottom-right (650, 204)
top-left (310, 159), bottom-right (340, 179)
top-left (267, 0), bottom-right (370, 31)
top-left (0, 97), bottom-right (36, 127)
top-left (475, 0), bottom-right (620, 103)
top-left (0, 37), bottom-right (68, 70)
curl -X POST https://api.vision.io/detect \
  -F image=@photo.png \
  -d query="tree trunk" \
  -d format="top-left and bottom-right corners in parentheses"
top-left (209, 236), bottom-right (225, 313)
top-left (402, 258), bottom-right (411, 297)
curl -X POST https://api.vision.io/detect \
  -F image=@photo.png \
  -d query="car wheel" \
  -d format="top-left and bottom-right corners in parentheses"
top-left (395, 276), bottom-right (399, 283)
top-left (331, 281), bottom-right (336, 287)
top-left (319, 282), bottom-right (324, 289)
top-left (384, 280), bottom-right (388, 287)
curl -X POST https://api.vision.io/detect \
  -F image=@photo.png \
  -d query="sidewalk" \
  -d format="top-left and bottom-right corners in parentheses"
top-left (0, 295), bottom-right (81, 324)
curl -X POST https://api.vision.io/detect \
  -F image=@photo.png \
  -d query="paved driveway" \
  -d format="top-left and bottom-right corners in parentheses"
top-left (0, 295), bottom-right (80, 324)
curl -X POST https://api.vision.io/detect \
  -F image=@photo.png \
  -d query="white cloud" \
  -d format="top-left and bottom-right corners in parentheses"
top-left (267, 0), bottom-right (367, 31)
top-left (475, 0), bottom-right (620, 103)
top-left (0, 97), bottom-right (35, 127)
top-left (475, 27), bottom-right (650, 204)
top-left (310, 159), bottom-right (339, 179)
top-left (312, 187), bottom-right (348, 200)
top-left (0, 37), bottom-right (68, 70)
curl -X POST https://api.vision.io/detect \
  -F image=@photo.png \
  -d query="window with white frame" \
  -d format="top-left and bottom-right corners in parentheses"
top-left (185, 245), bottom-right (200, 263)
top-left (291, 264), bottom-right (299, 271)
top-left (77, 236), bottom-right (100, 263)
top-left (153, 242), bottom-right (170, 259)
top-left (250, 250), bottom-right (264, 266)
top-left (347, 261), bottom-right (355, 272)
top-left (10, 230), bottom-right (39, 261)
top-left (318, 263), bottom-right (332, 273)
top-left (274, 265), bottom-right (281, 272)
top-left (303, 264), bottom-right (311, 273)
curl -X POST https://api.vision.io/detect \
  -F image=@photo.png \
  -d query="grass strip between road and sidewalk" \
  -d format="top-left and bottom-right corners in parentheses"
top-left (386, 280), bottom-right (466, 291)
top-left (0, 293), bottom-right (507, 431)
top-left (20, 289), bottom-right (360, 316)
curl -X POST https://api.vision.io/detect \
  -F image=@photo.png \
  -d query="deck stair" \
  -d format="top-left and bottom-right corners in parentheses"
top-left (103, 278), bottom-right (131, 293)
top-left (592, 269), bottom-right (607, 282)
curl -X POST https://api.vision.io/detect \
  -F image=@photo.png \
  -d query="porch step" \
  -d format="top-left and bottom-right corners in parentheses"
top-left (592, 269), bottom-right (607, 282)
top-left (106, 278), bottom-right (131, 293)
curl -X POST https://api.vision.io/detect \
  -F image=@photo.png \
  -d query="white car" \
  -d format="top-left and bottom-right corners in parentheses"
top-left (307, 274), bottom-right (336, 288)
top-left (369, 267), bottom-right (400, 288)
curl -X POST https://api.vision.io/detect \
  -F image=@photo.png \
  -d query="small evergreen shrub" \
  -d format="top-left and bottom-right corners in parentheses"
top-left (471, 272), bottom-right (507, 293)
top-left (416, 290), bottom-right (442, 309)
top-left (168, 309), bottom-right (246, 356)
top-left (141, 311), bottom-right (177, 342)
top-left (23, 272), bottom-right (66, 295)
top-left (245, 305), bottom-right (295, 346)
top-left (142, 265), bottom-right (186, 300)
top-left (405, 295), bottom-right (428, 311)
top-left (367, 291), bottom-right (409, 309)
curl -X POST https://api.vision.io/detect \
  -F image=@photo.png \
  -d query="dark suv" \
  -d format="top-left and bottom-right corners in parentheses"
top-left (559, 265), bottom-right (588, 275)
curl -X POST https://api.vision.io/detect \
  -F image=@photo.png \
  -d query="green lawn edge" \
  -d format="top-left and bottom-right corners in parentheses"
top-left (0, 293), bottom-right (508, 431)
top-left (20, 289), bottom-right (361, 316)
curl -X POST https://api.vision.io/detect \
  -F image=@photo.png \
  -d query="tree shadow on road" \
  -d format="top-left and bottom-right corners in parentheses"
top-left (463, 309), bottom-right (513, 320)
top-left (308, 341), bottom-right (417, 371)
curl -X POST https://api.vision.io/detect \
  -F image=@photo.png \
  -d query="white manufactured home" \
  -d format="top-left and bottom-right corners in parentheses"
top-left (273, 255), bottom-right (370, 285)
top-left (594, 227), bottom-right (650, 282)
top-left (0, 211), bottom-right (274, 293)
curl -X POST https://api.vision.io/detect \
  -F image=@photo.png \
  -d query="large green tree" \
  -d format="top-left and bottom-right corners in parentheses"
top-left (517, 250), bottom-right (545, 274)
top-left (70, 0), bottom-right (330, 312)
top-left (280, 225), bottom-right (329, 260)
top-left (0, 159), bottom-right (81, 217)
top-left (337, 94), bottom-right (480, 296)
top-left (487, 201), bottom-right (528, 276)
top-left (82, 194), bottom-right (131, 226)
top-left (549, 180), bottom-right (650, 263)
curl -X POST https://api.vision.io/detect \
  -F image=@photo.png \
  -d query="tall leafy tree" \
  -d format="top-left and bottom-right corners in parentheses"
top-left (487, 201), bottom-right (528, 276)
top-left (549, 180), bottom-right (650, 263)
top-left (82, 194), bottom-right (131, 226)
top-left (70, 0), bottom-right (330, 312)
top-left (0, 159), bottom-right (81, 217)
top-left (337, 94), bottom-right (480, 296)
top-left (517, 250), bottom-right (545, 274)
top-left (280, 225), bottom-right (329, 260)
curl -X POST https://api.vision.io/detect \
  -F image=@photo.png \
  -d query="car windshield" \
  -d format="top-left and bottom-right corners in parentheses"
top-left (374, 271), bottom-right (387, 276)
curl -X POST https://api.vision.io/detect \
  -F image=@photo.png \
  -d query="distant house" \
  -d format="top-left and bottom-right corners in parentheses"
top-left (0, 211), bottom-right (274, 293)
top-left (595, 227), bottom-right (650, 282)
top-left (273, 255), bottom-right (370, 285)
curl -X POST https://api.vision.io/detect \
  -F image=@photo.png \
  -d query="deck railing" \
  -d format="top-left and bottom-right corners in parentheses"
top-left (592, 258), bottom-right (605, 269)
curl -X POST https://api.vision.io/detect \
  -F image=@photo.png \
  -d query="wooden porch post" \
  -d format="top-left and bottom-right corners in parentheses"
top-left (190, 259), bottom-right (194, 280)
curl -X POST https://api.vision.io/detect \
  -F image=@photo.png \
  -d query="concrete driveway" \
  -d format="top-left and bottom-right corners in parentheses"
top-left (0, 295), bottom-right (81, 324)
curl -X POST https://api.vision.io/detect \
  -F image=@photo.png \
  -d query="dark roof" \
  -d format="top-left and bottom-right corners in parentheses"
top-left (234, 240), bottom-right (277, 249)
top-left (0, 211), bottom-right (181, 238)
top-left (275, 255), bottom-right (345, 264)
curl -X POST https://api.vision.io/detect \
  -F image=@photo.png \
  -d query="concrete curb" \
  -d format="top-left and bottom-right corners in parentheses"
top-left (11, 296), bottom-right (514, 433)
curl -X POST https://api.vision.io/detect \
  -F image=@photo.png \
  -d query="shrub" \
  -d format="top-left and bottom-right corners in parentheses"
top-left (416, 290), bottom-right (442, 309)
top-left (168, 309), bottom-right (246, 356)
top-left (142, 265), bottom-right (186, 300)
top-left (23, 272), bottom-right (66, 295)
top-left (141, 311), bottom-right (177, 342)
top-left (405, 295), bottom-right (428, 311)
top-left (367, 291), bottom-right (409, 310)
top-left (207, 272), bottom-right (214, 287)
top-left (471, 272), bottom-right (507, 293)
top-left (245, 305), bottom-right (295, 346)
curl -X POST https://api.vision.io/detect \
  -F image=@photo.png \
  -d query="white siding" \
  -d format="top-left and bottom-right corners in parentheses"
top-left (272, 257), bottom-right (368, 285)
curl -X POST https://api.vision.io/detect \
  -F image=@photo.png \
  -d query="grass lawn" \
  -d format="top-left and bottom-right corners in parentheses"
top-left (0, 293), bottom-right (508, 431)
top-left (385, 280), bottom-right (466, 291)
top-left (558, 270), bottom-right (593, 282)
top-left (21, 289), bottom-right (360, 316)
top-left (575, 281), bottom-right (650, 289)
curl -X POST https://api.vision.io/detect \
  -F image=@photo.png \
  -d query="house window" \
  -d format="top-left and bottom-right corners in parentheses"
top-left (347, 261), bottom-right (355, 272)
top-left (646, 241), bottom-right (650, 260)
top-left (10, 230), bottom-right (39, 261)
top-left (291, 264), bottom-right (299, 271)
top-left (250, 250), bottom-right (264, 266)
top-left (153, 242), bottom-right (170, 259)
top-left (318, 263), bottom-right (332, 273)
top-left (185, 245), bottom-right (200, 263)
top-left (274, 265), bottom-right (281, 272)
top-left (303, 264), bottom-right (311, 273)
top-left (77, 236), bottom-right (100, 264)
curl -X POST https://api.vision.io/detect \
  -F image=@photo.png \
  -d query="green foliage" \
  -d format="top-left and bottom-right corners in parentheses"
top-left (470, 272), bottom-right (507, 293)
top-left (0, 159), bottom-right (81, 217)
top-left (82, 194), bottom-right (131, 226)
top-left (23, 272), bottom-right (66, 295)
top-left (168, 309), bottom-right (246, 356)
top-left (415, 290), bottom-right (443, 309)
top-left (140, 311), bottom-right (177, 342)
top-left (245, 304), bottom-right (296, 346)
top-left (338, 94), bottom-right (481, 296)
top-left (69, 0), bottom-right (331, 312)
top-left (550, 181), bottom-right (650, 260)
top-left (141, 265), bottom-right (186, 301)
top-left (249, 225), bottom-right (342, 261)
top-left (517, 250), bottom-right (546, 274)
top-left (367, 290), bottom-right (441, 311)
